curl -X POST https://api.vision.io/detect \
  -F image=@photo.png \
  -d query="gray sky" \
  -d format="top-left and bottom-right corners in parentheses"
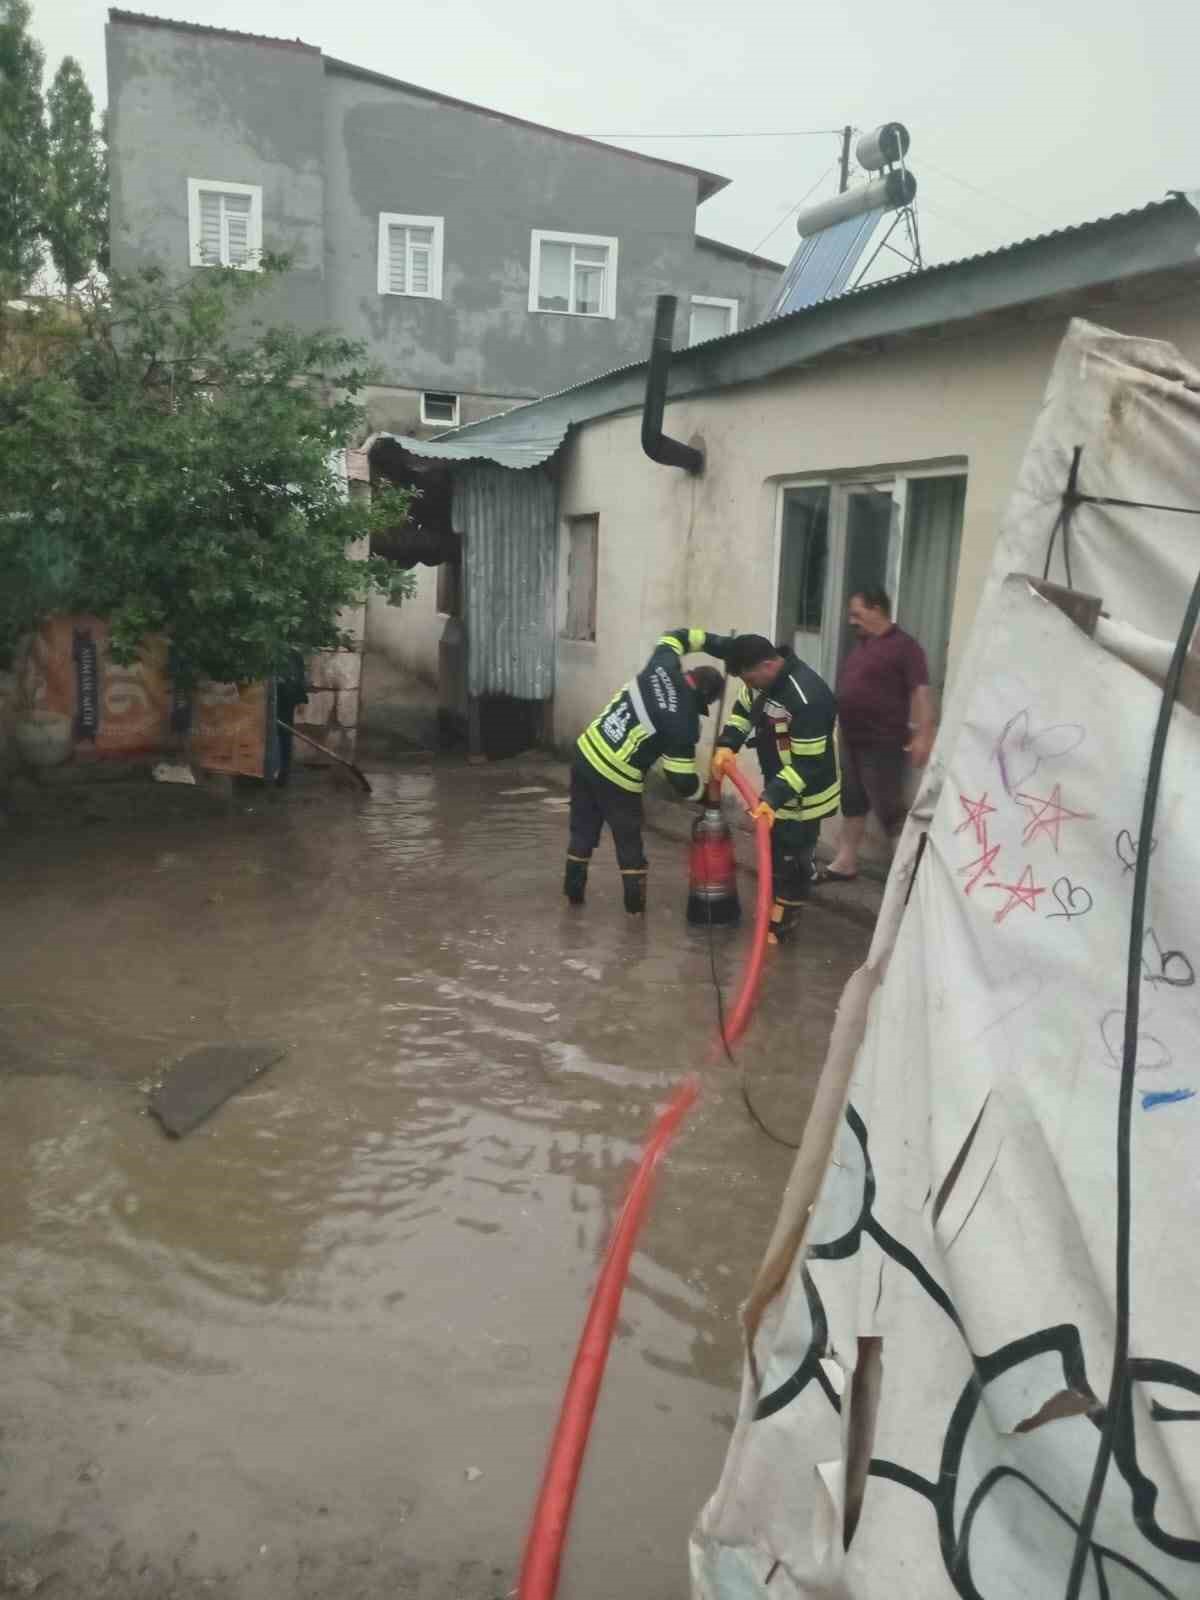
top-left (31, 0), bottom-right (1198, 271)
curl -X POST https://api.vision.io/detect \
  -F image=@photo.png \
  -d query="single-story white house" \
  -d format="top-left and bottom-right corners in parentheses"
top-left (359, 189), bottom-right (1200, 771)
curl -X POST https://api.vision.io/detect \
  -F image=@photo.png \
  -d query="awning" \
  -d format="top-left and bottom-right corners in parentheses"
top-left (370, 427), bottom-right (567, 472)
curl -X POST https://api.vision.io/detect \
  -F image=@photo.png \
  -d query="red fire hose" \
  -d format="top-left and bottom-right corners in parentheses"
top-left (518, 766), bottom-right (773, 1600)
top-left (717, 764), bottom-right (774, 1050)
top-left (517, 1074), bottom-right (700, 1600)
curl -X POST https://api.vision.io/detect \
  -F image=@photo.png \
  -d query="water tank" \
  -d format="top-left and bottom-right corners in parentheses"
top-left (793, 168), bottom-right (917, 238)
top-left (855, 123), bottom-right (910, 171)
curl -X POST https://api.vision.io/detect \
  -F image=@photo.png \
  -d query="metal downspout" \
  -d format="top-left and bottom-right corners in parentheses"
top-left (641, 295), bottom-right (704, 475)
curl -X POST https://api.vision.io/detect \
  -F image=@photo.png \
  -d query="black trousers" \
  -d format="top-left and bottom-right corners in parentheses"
top-left (773, 817), bottom-right (819, 903)
top-left (568, 753), bottom-right (647, 871)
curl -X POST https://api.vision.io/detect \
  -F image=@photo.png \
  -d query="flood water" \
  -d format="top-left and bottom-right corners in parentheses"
top-left (0, 761), bottom-right (868, 1599)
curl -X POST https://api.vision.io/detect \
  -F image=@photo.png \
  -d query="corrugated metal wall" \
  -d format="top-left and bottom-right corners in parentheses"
top-left (452, 463), bottom-right (557, 701)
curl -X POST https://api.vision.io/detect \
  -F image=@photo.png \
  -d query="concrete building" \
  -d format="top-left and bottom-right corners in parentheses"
top-left (364, 192), bottom-right (1200, 782)
top-left (105, 8), bottom-right (781, 440)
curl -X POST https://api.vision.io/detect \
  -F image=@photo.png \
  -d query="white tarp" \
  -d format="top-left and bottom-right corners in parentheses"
top-left (691, 320), bottom-right (1200, 1600)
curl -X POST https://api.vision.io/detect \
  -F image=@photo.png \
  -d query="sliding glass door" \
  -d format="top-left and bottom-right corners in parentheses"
top-left (776, 469), bottom-right (966, 694)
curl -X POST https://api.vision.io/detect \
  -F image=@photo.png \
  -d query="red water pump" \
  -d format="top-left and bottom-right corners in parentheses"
top-left (686, 780), bottom-right (740, 925)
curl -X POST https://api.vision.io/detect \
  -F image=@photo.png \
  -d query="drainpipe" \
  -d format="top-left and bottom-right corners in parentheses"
top-left (641, 295), bottom-right (704, 475)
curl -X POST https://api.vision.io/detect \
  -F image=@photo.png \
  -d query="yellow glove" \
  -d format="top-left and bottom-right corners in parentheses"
top-left (751, 801), bottom-right (777, 829)
top-left (710, 746), bottom-right (737, 779)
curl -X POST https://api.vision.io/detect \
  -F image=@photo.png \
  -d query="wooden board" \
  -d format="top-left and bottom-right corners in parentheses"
top-left (149, 1042), bottom-right (284, 1138)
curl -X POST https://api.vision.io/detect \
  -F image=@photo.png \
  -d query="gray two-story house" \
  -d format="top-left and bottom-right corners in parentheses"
top-left (106, 9), bottom-right (782, 436)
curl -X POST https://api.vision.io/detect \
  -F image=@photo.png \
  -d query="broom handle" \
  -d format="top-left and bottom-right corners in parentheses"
top-left (277, 720), bottom-right (372, 793)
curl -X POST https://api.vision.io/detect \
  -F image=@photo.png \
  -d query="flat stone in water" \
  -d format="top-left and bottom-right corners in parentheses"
top-left (149, 1042), bottom-right (285, 1137)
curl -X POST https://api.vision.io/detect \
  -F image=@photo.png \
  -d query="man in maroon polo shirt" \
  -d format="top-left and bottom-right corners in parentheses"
top-left (822, 586), bottom-right (935, 882)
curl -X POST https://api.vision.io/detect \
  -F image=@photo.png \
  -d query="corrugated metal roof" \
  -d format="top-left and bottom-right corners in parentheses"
top-left (449, 194), bottom-right (1198, 437)
top-left (372, 430), bottom-right (567, 470)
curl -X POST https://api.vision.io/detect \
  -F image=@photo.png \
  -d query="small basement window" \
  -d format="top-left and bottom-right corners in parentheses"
top-left (187, 179), bottom-right (262, 269)
top-left (421, 391), bottom-right (459, 427)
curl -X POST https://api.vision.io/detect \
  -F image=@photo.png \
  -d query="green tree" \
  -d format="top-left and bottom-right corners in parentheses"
top-left (0, 0), bottom-right (48, 292)
top-left (0, 260), bottom-right (414, 684)
top-left (45, 56), bottom-right (108, 288)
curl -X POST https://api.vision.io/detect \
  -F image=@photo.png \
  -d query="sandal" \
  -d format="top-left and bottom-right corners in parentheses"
top-left (816, 867), bottom-right (858, 884)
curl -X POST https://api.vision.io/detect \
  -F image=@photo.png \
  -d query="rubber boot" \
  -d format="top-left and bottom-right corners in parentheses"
top-left (767, 898), bottom-right (804, 946)
top-left (563, 856), bottom-right (589, 906)
top-left (622, 868), bottom-right (648, 915)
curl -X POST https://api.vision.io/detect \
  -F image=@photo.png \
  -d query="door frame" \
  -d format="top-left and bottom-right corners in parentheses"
top-left (771, 461), bottom-right (967, 682)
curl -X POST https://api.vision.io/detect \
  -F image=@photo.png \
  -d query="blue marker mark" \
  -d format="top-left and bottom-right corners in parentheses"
top-left (1142, 1088), bottom-right (1196, 1111)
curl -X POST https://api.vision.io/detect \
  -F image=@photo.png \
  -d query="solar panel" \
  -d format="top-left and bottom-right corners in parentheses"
top-left (765, 208), bottom-right (885, 319)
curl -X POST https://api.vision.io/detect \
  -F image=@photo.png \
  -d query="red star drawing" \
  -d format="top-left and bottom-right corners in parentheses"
top-left (955, 792), bottom-right (997, 848)
top-left (1015, 784), bottom-right (1093, 851)
top-left (984, 865), bottom-right (1046, 924)
top-left (959, 841), bottom-right (1002, 895)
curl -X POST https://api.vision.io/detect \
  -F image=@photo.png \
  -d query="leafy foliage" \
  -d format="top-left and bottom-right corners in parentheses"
top-left (0, 261), bottom-right (414, 684)
top-left (0, 0), bottom-right (48, 292)
top-left (45, 57), bottom-right (108, 287)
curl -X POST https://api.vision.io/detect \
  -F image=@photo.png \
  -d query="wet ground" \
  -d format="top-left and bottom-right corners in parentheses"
top-left (0, 760), bottom-right (868, 1599)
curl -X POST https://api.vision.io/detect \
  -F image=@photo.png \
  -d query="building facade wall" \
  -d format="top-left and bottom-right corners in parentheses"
top-left (689, 241), bottom-right (783, 331)
top-left (321, 66), bottom-right (708, 401)
top-left (106, 20), bottom-right (328, 330)
top-left (107, 17), bottom-right (762, 427)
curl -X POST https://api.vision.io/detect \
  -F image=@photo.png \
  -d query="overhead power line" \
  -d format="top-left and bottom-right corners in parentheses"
top-left (919, 158), bottom-right (1060, 231)
top-left (744, 161), bottom-right (840, 260)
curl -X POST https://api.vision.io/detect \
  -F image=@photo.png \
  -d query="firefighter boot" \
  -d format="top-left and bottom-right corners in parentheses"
top-left (622, 868), bottom-right (648, 915)
top-left (563, 855), bottom-right (589, 906)
top-left (767, 898), bottom-right (805, 945)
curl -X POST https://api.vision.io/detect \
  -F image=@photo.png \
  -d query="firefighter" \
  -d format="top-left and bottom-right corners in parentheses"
top-left (711, 634), bottom-right (840, 942)
top-left (565, 627), bottom-right (730, 913)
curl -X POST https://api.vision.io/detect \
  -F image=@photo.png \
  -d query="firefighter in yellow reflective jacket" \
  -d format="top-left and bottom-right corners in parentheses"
top-left (711, 634), bottom-right (840, 942)
top-left (566, 627), bottom-right (731, 913)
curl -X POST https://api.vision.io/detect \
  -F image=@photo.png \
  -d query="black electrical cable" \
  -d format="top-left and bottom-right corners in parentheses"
top-left (1062, 555), bottom-right (1200, 1600)
top-left (703, 659), bottom-right (802, 1151)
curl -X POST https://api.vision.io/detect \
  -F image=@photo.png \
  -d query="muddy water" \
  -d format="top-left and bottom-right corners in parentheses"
top-left (0, 764), bottom-right (867, 1599)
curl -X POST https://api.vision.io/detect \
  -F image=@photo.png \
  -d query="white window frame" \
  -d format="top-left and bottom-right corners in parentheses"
top-left (771, 461), bottom-right (967, 685)
top-left (187, 179), bottom-right (263, 270)
top-left (420, 391), bottom-right (460, 427)
top-left (377, 213), bottom-right (445, 300)
top-left (528, 230), bottom-right (618, 319)
top-left (689, 294), bottom-right (739, 344)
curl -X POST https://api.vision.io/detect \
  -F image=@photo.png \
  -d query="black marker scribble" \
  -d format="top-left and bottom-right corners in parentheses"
top-left (1141, 930), bottom-right (1195, 989)
top-left (1048, 877), bottom-right (1094, 921)
top-left (994, 710), bottom-right (1086, 796)
top-left (1101, 1009), bottom-right (1172, 1073)
top-left (1116, 829), bottom-right (1158, 876)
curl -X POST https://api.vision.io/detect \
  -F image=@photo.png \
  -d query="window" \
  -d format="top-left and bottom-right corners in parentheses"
top-left (187, 179), bottom-right (262, 269)
top-left (421, 391), bottom-right (459, 427)
top-left (562, 515), bottom-right (599, 641)
top-left (689, 296), bottom-right (738, 345)
top-left (776, 467), bottom-right (966, 692)
top-left (529, 231), bottom-right (618, 319)
top-left (377, 213), bottom-right (445, 299)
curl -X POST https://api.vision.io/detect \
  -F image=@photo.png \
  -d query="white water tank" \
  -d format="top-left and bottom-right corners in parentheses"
top-left (793, 168), bottom-right (917, 237)
top-left (855, 122), bottom-right (910, 171)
